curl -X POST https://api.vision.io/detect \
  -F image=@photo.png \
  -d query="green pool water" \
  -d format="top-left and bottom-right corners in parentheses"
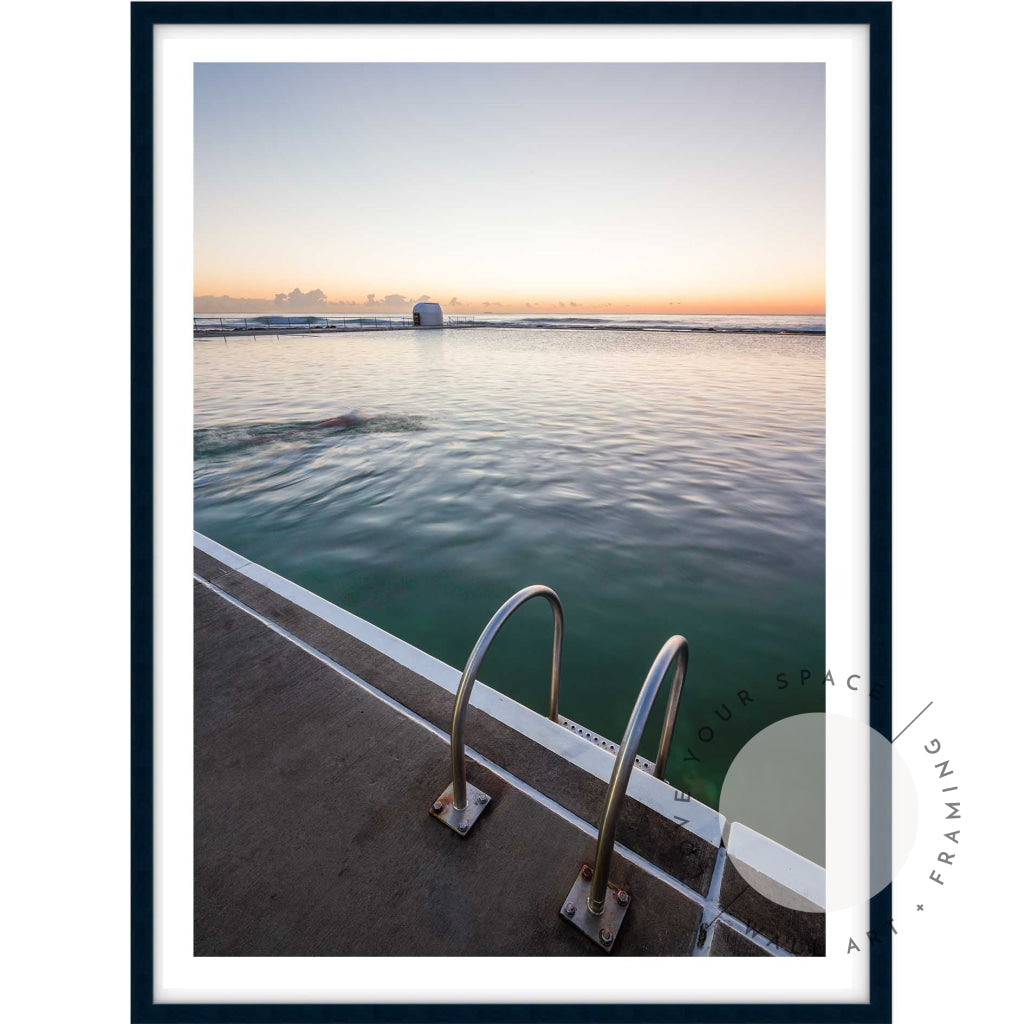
top-left (194, 324), bottom-right (825, 807)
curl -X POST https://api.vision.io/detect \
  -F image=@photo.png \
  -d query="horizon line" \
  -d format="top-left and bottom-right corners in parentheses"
top-left (193, 304), bottom-right (825, 317)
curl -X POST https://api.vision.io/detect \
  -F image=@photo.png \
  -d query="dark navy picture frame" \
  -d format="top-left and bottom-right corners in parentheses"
top-left (131, 3), bottom-right (892, 1021)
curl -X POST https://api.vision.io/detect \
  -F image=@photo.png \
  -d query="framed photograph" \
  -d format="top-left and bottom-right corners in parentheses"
top-left (133, 2), bottom-right (892, 1020)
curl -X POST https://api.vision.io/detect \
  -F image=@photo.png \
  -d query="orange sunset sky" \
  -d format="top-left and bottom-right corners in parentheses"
top-left (194, 63), bottom-right (824, 316)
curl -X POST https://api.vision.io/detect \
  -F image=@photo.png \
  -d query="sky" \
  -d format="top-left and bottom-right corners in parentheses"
top-left (194, 62), bottom-right (824, 315)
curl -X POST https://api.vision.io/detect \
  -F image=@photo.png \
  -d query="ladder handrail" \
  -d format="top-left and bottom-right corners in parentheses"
top-left (586, 635), bottom-right (689, 914)
top-left (449, 585), bottom-right (564, 810)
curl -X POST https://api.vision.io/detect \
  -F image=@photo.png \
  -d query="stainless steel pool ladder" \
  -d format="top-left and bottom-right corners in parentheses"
top-left (428, 585), bottom-right (564, 835)
top-left (429, 584), bottom-right (687, 825)
top-left (560, 635), bottom-right (689, 950)
top-left (426, 586), bottom-right (690, 949)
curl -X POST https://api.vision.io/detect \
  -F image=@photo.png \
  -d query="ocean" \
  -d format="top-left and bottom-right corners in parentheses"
top-left (194, 314), bottom-right (825, 806)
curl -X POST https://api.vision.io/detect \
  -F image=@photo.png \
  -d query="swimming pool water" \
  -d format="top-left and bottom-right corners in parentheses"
top-left (194, 326), bottom-right (825, 806)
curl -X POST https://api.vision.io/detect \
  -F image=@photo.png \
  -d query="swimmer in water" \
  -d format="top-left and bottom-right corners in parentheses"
top-left (316, 412), bottom-right (363, 429)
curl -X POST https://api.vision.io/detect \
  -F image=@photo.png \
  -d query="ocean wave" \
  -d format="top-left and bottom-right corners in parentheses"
top-left (195, 312), bottom-right (825, 336)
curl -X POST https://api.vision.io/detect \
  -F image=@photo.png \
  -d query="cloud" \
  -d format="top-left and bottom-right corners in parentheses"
top-left (364, 293), bottom-right (415, 310)
top-left (194, 289), bottom-right (573, 315)
top-left (190, 288), bottom-right (448, 313)
top-left (274, 287), bottom-right (328, 308)
top-left (195, 287), bottom-right (374, 313)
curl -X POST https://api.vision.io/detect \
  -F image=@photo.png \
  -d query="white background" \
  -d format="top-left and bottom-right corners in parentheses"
top-left (2, 0), bottom-right (1020, 1020)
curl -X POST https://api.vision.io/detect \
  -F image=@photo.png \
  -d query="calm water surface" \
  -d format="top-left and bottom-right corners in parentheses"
top-left (194, 326), bottom-right (825, 805)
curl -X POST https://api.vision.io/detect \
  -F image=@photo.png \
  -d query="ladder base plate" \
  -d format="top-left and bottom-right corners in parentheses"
top-left (429, 781), bottom-right (491, 836)
top-left (560, 864), bottom-right (630, 952)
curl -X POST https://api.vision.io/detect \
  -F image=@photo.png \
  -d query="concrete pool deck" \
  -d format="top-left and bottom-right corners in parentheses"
top-left (194, 535), bottom-right (824, 957)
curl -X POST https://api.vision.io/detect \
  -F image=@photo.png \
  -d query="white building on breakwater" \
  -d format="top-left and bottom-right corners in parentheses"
top-left (412, 301), bottom-right (443, 327)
